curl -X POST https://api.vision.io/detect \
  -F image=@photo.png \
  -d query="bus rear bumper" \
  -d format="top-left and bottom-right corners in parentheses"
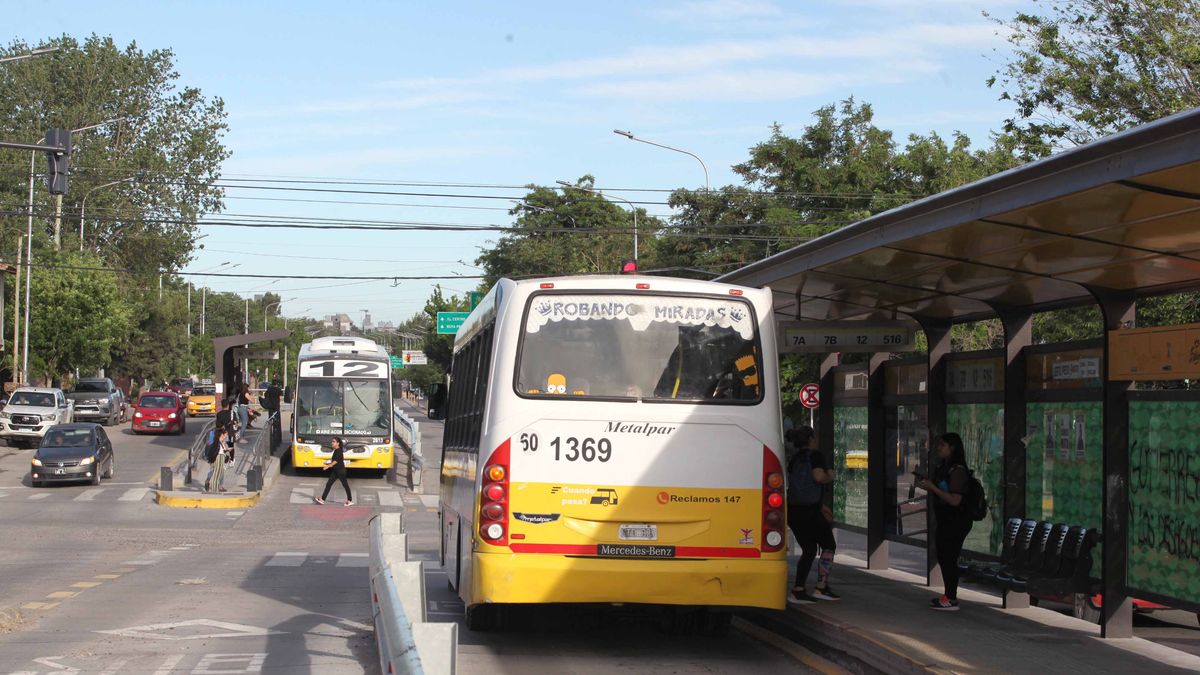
top-left (471, 552), bottom-right (786, 610)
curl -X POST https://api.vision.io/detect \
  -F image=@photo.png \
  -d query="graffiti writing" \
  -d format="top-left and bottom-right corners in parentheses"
top-left (1130, 505), bottom-right (1200, 563)
top-left (1129, 441), bottom-right (1200, 507)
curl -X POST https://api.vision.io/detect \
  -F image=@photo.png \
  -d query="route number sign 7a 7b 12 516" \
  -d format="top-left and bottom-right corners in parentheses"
top-left (778, 320), bottom-right (915, 353)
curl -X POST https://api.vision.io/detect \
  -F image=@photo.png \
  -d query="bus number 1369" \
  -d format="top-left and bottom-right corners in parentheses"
top-left (519, 433), bottom-right (613, 462)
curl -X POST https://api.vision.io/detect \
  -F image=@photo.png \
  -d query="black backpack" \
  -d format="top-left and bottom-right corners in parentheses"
top-left (959, 467), bottom-right (988, 521)
top-left (787, 451), bottom-right (824, 506)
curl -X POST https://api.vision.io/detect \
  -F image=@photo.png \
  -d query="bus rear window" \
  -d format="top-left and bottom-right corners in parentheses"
top-left (516, 293), bottom-right (762, 404)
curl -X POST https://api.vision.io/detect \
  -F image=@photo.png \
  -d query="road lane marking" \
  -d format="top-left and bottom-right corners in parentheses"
top-left (289, 488), bottom-right (312, 504)
top-left (21, 601), bottom-right (59, 610)
top-left (151, 655), bottom-right (184, 675)
top-left (120, 488), bottom-right (151, 501)
top-left (33, 656), bottom-right (79, 673)
top-left (193, 653), bottom-right (267, 673)
top-left (28, 493), bottom-right (49, 500)
top-left (71, 581), bottom-right (102, 588)
top-left (95, 574), bottom-right (121, 579)
top-left (265, 552), bottom-right (307, 567)
top-left (377, 491), bottom-right (403, 507)
top-left (97, 657), bottom-right (129, 675)
top-left (46, 591), bottom-right (80, 599)
top-left (96, 619), bottom-right (282, 640)
top-left (417, 494), bottom-right (439, 507)
top-left (336, 553), bottom-right (369, 567)
top-left (171, 545), bottom-right (190, 550)
top-left (122, 560), bottom-right (157, 565)
top-left (74, 489), bottom-right (104, 501)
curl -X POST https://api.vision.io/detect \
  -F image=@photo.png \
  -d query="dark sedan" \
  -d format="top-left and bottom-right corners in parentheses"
top-left (29, 423), bottom-right (115, 487)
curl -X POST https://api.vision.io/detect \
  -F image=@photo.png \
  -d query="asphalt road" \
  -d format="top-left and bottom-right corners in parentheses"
top-left (0, 405), bottom-right (813, 674)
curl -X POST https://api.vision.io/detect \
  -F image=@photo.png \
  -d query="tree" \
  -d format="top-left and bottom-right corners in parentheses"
top-left (478, 178), bottom-right (663, 285)
top-left (27, 248), bottom-right (131, 380)
top-left (0, 34), bottom-right (230, 273)
top-left (419, 286), bottom-right (469, 374)
top-left (988, 0), bottom-right (1200, 154)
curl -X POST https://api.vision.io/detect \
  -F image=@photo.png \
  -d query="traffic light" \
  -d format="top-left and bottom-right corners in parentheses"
top-left (43, 128), bottom-right (71, 195)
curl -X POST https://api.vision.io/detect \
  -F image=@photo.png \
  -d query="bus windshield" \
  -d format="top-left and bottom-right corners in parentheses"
top-left (296, 379), bottom-right (391, 437)
top-left (516, 293), bottom-right (762, 403)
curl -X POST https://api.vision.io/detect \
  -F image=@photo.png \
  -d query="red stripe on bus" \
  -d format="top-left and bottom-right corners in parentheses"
top-left (508, 543), bottom-right (761, 558)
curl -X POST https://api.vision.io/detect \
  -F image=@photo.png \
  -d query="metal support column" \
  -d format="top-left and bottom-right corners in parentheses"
top-left (1090, 288), bottom-right (1135, 638)
top-left (867, 351), bottom-right (889, 570)
top-left (818, 352), bottom-right (838, 454)
top-left (995, 309), bottom-right (1031, 524)
top-left (994, 307), bottom-right (1032, 608)
top-left (919, 318), bottom-right (951, 587)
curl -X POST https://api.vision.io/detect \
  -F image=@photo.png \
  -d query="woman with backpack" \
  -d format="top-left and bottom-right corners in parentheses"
top-left (785, 425), bottom-right (840, 604)
top-left (204, 426), bottom-right (232, 493)
top-left (919, 432), bottom-right (974, 611)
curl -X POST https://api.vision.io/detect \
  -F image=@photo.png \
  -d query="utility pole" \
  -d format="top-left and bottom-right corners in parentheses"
top-left (201, 287), bottom-right (206, 335)
top-left (12, 236), bottom-right (21, 385)
top-left (186, 283), bottom-right (192, 374)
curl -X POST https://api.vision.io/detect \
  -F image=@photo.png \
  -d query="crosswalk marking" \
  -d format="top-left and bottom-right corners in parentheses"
top-left (417, 494), bottom-right (439, 507)
top-left (336, 553), bottom-right (369, 568)
top-left (266, 552), bottom-right (308, 567)
top-left (120, 488), bottom-right (150, 501)
top-left (75, 488), bottom-right (104, 501)
top-left (377, 491), bottom-right (403, 507)
top-left (289, 487), bottom-right (312, 504)
top-left (27, 492), bottom-right (49, 500)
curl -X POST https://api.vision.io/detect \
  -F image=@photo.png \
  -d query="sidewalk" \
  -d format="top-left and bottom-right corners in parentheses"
top-left (745, 533), bottom-right (1200, 674)
top-left (154, 425), bottom-right (278, 508)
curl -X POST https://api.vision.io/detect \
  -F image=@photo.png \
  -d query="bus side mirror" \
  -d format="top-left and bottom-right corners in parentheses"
top-left (427, 384), bottom-right (447, 421)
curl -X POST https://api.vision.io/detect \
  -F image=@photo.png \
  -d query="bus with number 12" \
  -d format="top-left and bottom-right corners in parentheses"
top-left (290, 336), bottom-right (395, 473)
top-left (434, 276), bottom-right (786, 631)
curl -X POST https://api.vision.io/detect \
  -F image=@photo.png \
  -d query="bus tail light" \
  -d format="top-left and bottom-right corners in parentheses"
top-left (761, 446), bottom-right (786, 553)
top-left (479, 440), bottom-right (511, 546)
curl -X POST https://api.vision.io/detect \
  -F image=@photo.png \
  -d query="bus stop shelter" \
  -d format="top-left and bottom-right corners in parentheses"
top-left (213, 329), bottom-right (291, 397)
top-left (719, 106), bottom-right (1200, 638)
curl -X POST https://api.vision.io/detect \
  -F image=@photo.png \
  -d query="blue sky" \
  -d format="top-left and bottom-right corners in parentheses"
top-left (10, 0), bottom-right (1031, 325)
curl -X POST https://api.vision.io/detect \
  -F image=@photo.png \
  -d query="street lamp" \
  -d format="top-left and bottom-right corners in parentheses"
top-left (0, 46), bottom-right (60, 64)
top-left (79, 174), bottom-right (140, 251)
top-left (264, 297), bottom-right (298, 331)
top-left (556, 180), bottom-right (640, 264)
top-left (511, 200), bottom-right (577, 228)
top-left (614, 129), bottom-right (709, 192)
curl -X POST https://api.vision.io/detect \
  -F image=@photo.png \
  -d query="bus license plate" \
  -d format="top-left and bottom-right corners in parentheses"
top-left (618, 524), bottom-right (657, 541)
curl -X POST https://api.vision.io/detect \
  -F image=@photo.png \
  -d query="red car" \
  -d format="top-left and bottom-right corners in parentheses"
top-left (131, 392), bottom-right (187, 435)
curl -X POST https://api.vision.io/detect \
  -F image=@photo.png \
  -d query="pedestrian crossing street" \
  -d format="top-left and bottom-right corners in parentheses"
top-left (0, 485), bottom-right (153, 503)
top-left (287, 483), bottom-right (428, 509)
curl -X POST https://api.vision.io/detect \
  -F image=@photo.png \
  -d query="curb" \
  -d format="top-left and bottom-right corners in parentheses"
top-left (739, 606), bottom-right (953, 675)
top-left (154, 491), bottom-right (261, 508)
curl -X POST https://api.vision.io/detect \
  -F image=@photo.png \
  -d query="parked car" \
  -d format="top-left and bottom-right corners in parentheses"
top-left (185, 384), bottom-right (218, 417)
top-left (0, 387), bottom-right (74, 448)
top-left (131, 391), bottom-right (187, 435)
top-left (29, 423), bottom-right (115, 487)
top-left (67, 377), bottom-right (127, 426)
top-left (167, 378), bottom-right (194, 403)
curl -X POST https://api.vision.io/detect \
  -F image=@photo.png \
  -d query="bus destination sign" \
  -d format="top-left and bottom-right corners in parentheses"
top-left (778, 320), bottom-right (915, 353)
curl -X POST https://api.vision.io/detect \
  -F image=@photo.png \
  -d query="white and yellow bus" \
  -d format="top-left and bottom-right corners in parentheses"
top-left (434, 276), bottom-right (786, 631)
top-left (291, 336), bottom-right (395, 472)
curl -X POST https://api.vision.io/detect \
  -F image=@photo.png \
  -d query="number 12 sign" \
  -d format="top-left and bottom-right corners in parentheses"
top-left (299, 360), bottom-right (386, 379)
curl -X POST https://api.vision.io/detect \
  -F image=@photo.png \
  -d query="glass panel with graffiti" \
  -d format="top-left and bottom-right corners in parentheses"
top-left (517, 294), bottom-right (762, 403)
top-left (1128, 401), bottom-right (1200, 605)
top-left (947, 403), bottom-right (1004, 556)
top-left (834, 406), bottom-right (868, 528)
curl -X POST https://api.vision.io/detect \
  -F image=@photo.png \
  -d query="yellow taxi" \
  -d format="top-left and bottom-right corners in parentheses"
top-left (185, 384), bottom-right (218, 417)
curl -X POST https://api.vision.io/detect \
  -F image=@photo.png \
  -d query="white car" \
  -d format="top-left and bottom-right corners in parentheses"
top-left (0, 387), bottom-right (74, 448)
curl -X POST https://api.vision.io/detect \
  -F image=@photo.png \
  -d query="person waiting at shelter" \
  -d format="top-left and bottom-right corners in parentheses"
top-left (918, 432), bottom-right (973, 611)
top-left (785, 425), bottom-right (840, 604)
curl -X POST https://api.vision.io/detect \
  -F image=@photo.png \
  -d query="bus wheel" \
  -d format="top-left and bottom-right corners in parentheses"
top-left (465, 604), bottom-right (498, 632)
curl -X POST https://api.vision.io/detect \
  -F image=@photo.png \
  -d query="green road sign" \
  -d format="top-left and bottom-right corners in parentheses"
top-left (389, 355), bottom-right (405, 369)
top-left (469, 291), bottom-right (483, 310)
top-left (437, 311), bottom-right (470, 335)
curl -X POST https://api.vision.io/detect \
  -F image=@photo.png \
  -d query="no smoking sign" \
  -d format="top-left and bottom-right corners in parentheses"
top-left (799, 383), bottom-right (820, 409)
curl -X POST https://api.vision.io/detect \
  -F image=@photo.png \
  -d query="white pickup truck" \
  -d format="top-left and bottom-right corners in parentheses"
top-left (0, 387), bottom-right (74, 448)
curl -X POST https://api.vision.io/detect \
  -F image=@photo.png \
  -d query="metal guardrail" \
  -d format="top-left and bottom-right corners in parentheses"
top-left (369, 513), bottom-right (457, 675)
top-left (234, 411), bottom-right (278, 476)
top-left (183, 420), bottom-right (216, 486)
top-left (393, 406), bottom-right (423, 488)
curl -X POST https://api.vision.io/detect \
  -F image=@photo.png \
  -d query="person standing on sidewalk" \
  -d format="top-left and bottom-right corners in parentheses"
top-left (919, 432), bottom-right (973, 611)
top-left (314, 436), bottom-right (354, 506)
top-left (205, 426), bottom-right (232, 493)
top-left (785, 425), bottom-right (840, 604)
top-left (237, 384), bottom-right (252, 434)
top-left (216, 397), bottom-right (236, 441)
